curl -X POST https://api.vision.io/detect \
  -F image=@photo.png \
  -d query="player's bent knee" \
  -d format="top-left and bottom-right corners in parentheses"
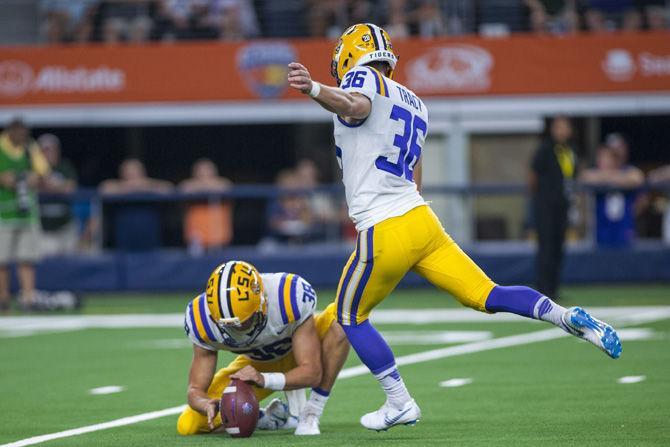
top-left (328, 322), bottom-right (350, 350)
top-left (176, 407), bottom-right (207, 436)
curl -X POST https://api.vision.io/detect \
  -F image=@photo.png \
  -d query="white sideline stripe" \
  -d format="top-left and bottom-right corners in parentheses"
top-left (2, 306), bottom-right (670, 336)
top-left (2, 308), bottom-right (669, 447)
top-left (0, 406), bottom-right (187, 447)
top-left (617, 328), bottom-right (658, 341)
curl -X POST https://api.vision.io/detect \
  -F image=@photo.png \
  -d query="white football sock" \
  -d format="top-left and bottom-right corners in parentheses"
top-left (533, 296), bottom-right (568, 328)
top-left (374, 365), bottom-right (411, 409)
top-left (306, 389), bottom-right (329, 417)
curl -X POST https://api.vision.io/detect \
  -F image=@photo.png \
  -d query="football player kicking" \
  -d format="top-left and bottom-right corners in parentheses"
top-left (288, 23), bottom-right (622, 431)
top-left (176, 260), bottom-right (349, 436)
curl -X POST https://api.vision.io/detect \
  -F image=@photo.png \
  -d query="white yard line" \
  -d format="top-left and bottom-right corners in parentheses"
top-left (0, 406), bottom-right (187, 447)
top-left (1, 307), bottom-right (669, 447)
top-left (338, 326), bottom-right (569, 379)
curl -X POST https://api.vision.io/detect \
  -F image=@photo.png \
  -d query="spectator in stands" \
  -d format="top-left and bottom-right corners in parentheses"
top-left (184, 1), bottom-right (220, 40)
top-left (384, 1), bottom-right (411, 39)
top-left (153, 0), bottom-right (203, 41)
top-left (623, 9), bottom-right (644, 31)
top-left (37, 134), bottom-right (79, 256)
top-left (40, 0), bottom-right (97, 43)
top-left (307, 0), bottom-right (347, 38)
top-left (209, 0), bottom-right (259, 40)
top-left (525, 0), bottom-right (579, 34)
top-left (382, 0), bottom-right (445, 38)
top-left (477, 0), bottom-right (529, 35)
top-left (584, 0), bottom-right (638, 32)
top-left (266, 169), bottom-right (315, 244)
top-left (606, 132), bottom-right (632, 168)
top-left (581, 143), bottom-right (644, 248)
top-left (413, 0), bottom-right (446, 37)
top-left (644, 3), bottom-right (669, 30)
top-left (256, 0), bottom-right (308, 37)
top-left (529, 116), bottom-right (576, 299)
top-left (99, 158), bottom-right (172, 251)
top-left (649, 163), bottom-right (670, 244)
top-left (0, 119), bottom-right (50, 312)
top-left (179, 158), bottom-right (233, 254)
top-left (99, 158), bottom-right (172, 194)
top-left (94, 0), bottom-right (154, 43)
top-left (295, 158), bottom-right (340, 240)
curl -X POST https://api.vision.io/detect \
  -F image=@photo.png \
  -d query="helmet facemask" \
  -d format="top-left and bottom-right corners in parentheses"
top-left (214, 293), bottom-right (267, 348)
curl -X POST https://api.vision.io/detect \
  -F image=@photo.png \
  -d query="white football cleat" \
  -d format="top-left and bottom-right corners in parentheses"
top-left (360, 399), bottom-right (421, 432)
top-left (283, 414), bottom-right (299, 430)
top-left (294, 404), bottom-right (321, 436)
top-left (257, 398), bottom-right (289, 430)
top-left (561, 306), bottom-right (622, 359)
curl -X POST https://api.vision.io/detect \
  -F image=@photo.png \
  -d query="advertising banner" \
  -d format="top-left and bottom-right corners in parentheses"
top-left (0, 32), bottom-right (668, 106)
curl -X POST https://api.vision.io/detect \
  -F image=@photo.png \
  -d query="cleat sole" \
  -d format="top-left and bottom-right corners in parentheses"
top-left (570, 307), bottom-right (622, 359)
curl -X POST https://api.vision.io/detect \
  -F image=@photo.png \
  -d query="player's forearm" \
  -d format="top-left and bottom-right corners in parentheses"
top-left (282, 363), bottom-right (323, 390)
top-left (311, 83), bottom-right (368, 119)
top-left (187, 387), bottom-right (213, 415)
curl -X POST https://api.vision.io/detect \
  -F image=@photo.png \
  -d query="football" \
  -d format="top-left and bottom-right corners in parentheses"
top-left (220, 379), bottom-right (259, 438)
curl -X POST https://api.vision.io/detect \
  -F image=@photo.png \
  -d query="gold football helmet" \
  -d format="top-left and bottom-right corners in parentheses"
top-left (205, 260), bottom-right (267, 346)
top-left (331, 23), bottom-right (398, 85)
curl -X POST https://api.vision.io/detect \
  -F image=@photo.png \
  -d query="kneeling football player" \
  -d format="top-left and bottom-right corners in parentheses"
top-left (176, 260), bottom-right (348, 436)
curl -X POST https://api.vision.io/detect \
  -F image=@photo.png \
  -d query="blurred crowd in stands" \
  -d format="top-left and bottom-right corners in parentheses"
top-left (0, 117), bottom-right (668, 259)
top-left (0, 118), bottom-right (357, 259)
top-left (40, 0), bottom-right (670, 44)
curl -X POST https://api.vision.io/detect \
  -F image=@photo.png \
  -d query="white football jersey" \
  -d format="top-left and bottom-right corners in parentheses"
top-left (333, 65), bottom-right (428, 231)
top-left (184, 273), bottom-right (317, 361)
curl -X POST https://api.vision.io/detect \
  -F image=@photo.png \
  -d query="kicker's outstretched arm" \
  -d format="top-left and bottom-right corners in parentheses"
top-left (287, 62), bottom-right (371, 120)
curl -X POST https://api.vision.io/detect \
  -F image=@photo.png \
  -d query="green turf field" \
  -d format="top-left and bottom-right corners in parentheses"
top-left (1, 285), bottom-right (669, 447)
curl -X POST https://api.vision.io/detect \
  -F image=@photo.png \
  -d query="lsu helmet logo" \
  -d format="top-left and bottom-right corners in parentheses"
top-left (237, 42), bottom-right (297, 99)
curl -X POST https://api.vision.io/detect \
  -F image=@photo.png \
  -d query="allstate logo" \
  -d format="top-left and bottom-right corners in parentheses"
top-left (237, 42), bottom-right (297, 99)
top-left (241, 402), bottom-right (253, 415)
top-left (0, 60), bottom-right (34, 97)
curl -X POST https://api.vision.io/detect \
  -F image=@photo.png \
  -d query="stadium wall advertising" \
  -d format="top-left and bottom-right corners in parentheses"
top-left (0, 32), bottom-right (668, 106)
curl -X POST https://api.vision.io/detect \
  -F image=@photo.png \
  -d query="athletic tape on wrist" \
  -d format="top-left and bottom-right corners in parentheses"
top-left (261, 372), bottom-right (286, 391)
top-left (308, 82), bottom-right (321, 98)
